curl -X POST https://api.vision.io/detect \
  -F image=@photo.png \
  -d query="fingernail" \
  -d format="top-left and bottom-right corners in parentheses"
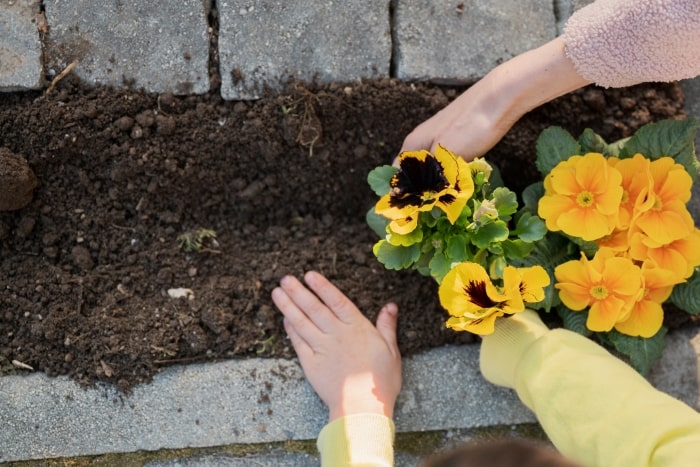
top-left (304, 270), bottom-right (317, 283)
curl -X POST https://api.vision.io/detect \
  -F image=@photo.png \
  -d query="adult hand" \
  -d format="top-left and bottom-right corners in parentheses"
top-left (400, 37), bottom-right (590, 161)
top-left (400, 73), bottom-right (522, 161)
top-left (271, 271), bottom-right (402, 421)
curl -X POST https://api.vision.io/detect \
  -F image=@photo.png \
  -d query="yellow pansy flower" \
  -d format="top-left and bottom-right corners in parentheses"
top-left (538, 153), bottom-right (623, 241)
top-left (375, 145), bottom-right (474, 234)
top-left (439, 262), bottom-right (520, 335)
top-left (614, 263), bottom-right (680, 338)
top-left (554, 248), bottom-right (643, 332)
top-left (502, 265), bottom-right (550, 304)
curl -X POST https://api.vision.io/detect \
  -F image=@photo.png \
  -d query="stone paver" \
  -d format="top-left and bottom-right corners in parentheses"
top-left (3, 327), bottom-right (700, 464)
top-left (217, 0), bottom-right (391, 100)
top-left (2, 1), bottom-right (700, 465)
top-left (43, 0), bottom-right (210, 95)
top-left (393, 0), bottom-right (556, 84)
top-left (0, 0), bottom-right (43, 90)
top-left (0, 344), bottom-right (531, 463)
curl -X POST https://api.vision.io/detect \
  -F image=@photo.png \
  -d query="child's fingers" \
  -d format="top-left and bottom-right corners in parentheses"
top-left (271, 286), bottom-right (323, 346)
top-left (282, 317), bottom-right (314, 360)
top-left (304, 271), bottom-right (360, 324)
top-left (278, 275), bottom-right (338, 333)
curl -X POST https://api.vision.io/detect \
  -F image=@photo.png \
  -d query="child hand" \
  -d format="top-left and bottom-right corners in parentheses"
top-left (271, 271), bottom-right (402, 421)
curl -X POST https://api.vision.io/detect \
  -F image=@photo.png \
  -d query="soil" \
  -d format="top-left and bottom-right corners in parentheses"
top-left (0, 76), bottom-right (694, 391)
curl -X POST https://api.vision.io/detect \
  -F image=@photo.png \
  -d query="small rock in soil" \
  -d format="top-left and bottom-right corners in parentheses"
top-left (15, 215), bottom-right (36, 239)
top-left (0, 148), bottom-right (38, 211)
top-left (71, 245), bottom-right (94, 270)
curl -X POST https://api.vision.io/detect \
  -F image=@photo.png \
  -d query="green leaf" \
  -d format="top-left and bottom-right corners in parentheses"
top-left (488, 163), bottom-right (505, 189)
top-left (446, 236), bottom-right (469, 263)
top-left (492, 187), bottom-right (518, 218)
top-left (578, 128), bottom-right (610, 155)
top-left (511, 233), bottom-right (575, 312)
top-left (556, 305), bottom-right (591, 336)
top-left (489, 255), bottom-right (507, 279)
top-left (502, 238), bottom-right (534, 259)
top-left (521, 182), bottom-right (544, 214)
top-left (564, 233), bottom-right (599, 258)
top-left (372, 240), bottom-right (420, 270)
top-left (367, 165), bottom-right (397, 196)
top-left (387, 226), bottom-right (423, 247)
top-left (670, 268), bottom-right (700, 314)
top-left (366, 208), bottom-right (389, 238)
top-left (514, 212), bottom-right (547, 242)
top-left (472, 221), bottom-right (509, 249)
top-left (619, 118), bottom-right (699, 179)
top-left (606, 136), bottom-right (631, 157)
top-left (429, 251), bottom-right (452, 283)
top-left (604, 328), bottom-right (668, 375)
top-left (535, 126), bottom-right (581, 177)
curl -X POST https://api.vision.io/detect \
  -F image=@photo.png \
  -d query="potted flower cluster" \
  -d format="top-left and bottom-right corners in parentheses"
top-left (367, 118), bottom-right (700, 373)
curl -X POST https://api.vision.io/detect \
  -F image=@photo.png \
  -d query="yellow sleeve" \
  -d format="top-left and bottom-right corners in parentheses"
top-left (481, 310), bottom-right (700, 467)
top-left (316, 413), bottom-right (395, 466)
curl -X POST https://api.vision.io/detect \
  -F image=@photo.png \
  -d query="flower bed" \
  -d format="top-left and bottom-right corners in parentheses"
top-left (0, 77), bottom-right (695, 390)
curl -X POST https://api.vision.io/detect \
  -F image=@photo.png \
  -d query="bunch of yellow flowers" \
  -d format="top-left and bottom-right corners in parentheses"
top-left (538, 152), bottom-right (700, 337)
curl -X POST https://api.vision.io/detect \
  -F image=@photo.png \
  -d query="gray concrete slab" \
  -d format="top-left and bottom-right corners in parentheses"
top-left (0, 0), bottom-right (43, 90)
top-left (0, 344), bottom-right (530, 463)
top-left (43, 0), bottom-right (210, 95)
top-left (393, 0), bottom-right (556, 84)
top-left (2, 325), bottom-right (700, 463)
top-left (554, 0), bottom-right (595, 35)
top-left (217, 0), bottom-right (391, 100)
top-left (145, 448), bottom-right (423, 466)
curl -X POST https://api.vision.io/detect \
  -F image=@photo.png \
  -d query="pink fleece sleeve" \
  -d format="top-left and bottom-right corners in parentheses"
top-left (563, 0), bottom-right (700, 88)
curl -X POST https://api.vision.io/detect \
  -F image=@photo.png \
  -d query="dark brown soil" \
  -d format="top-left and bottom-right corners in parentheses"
top-left (0, 77), bottom-right (692, 391)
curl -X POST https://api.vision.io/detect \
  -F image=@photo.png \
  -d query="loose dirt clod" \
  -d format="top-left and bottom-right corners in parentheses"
top-left (0, 148), bottom-right (38, 211)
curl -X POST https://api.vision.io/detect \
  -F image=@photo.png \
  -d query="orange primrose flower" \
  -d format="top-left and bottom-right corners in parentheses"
top-left (538, 153), bottom-right (623, 241)
top-left (629, 228), bottom-right (700, 281)
top-left (554, 248), bottom-right (643, 332)
top-left (614, 263), bottom-right (681, 338)
top-left (633, 157), bottom-right (694, 245)
top-left (607, 154), bottom-right (654, 230)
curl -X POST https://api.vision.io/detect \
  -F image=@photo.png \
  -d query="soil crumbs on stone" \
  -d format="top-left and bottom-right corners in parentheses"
top-left (0, 77), bottom-right (692, 391)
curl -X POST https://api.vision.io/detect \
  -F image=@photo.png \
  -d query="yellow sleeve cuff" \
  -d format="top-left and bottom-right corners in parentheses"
top-left (480, 309), bottom-right (549, 388)
top-left (317, 413), bottom-right (395, 467)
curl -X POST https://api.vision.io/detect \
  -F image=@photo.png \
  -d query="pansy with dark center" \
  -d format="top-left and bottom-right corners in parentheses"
top-left (389, 154), bottom-right (449, 209)
top-left (375, 145), bottom-right (474, 235)
top-left (463, 280), bottom-right (501, 309)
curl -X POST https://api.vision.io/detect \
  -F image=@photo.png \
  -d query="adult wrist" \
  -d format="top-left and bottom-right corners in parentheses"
top-left (488, 36), bottom-right (590, 118)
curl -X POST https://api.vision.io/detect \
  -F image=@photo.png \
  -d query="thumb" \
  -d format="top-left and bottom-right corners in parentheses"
top-left (375, 302), bottom-right (399, 352)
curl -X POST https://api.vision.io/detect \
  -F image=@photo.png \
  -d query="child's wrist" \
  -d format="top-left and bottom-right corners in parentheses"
top-left (328, 397), bottom-right (394, 422)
